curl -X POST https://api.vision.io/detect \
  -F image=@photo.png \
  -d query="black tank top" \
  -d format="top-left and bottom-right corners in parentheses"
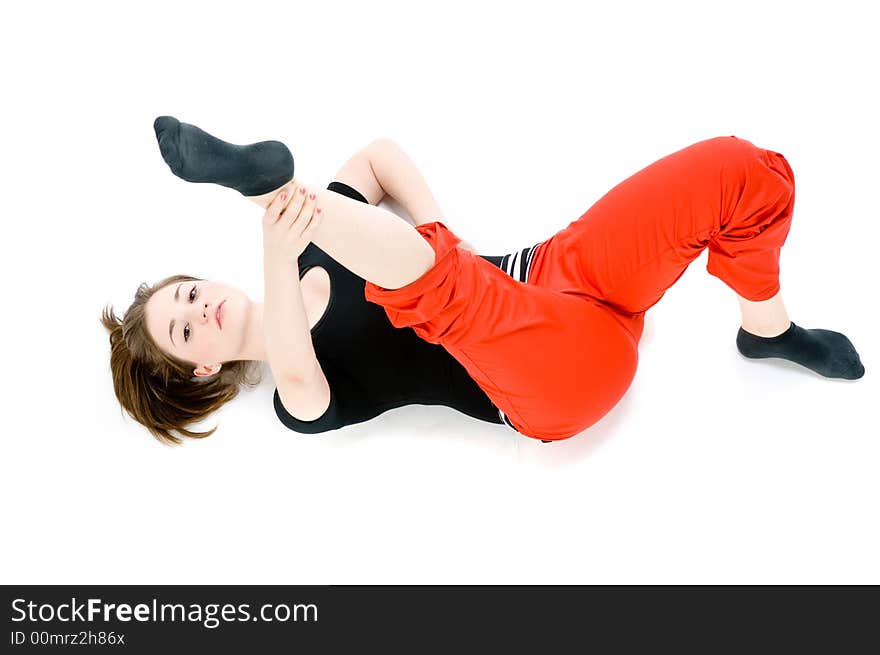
top-left (272, 182), bottom-right (538, 434)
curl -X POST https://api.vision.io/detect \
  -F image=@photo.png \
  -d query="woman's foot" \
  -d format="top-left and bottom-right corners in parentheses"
top-left (153, 116), bottom-right (294, 197)
top-left (737, 321), bottom-right (865, 380)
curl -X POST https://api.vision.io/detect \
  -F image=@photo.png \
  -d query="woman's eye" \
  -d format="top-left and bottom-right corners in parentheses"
top-left (184, 285), bottom-right (197, 342)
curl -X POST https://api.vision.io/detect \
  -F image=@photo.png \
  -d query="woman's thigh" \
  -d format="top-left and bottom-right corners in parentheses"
top-left (527, 135), bottom-right (776, 324)
top-left (450, 287), bottom-right (639, 441)
top-left (365, 221), bottom-right (639, 441)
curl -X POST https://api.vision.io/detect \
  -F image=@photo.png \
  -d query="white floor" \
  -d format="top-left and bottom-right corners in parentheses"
top-left (2, 0), bottom-right (877, 584)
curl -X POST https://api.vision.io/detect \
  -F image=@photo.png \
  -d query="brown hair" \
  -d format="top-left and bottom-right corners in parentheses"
top-left (100, 273), bottom-right (262, 446)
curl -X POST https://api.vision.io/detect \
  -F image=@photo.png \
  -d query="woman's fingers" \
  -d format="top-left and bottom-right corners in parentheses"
top-left (263, 184), bottom-right (299, 226)
top-left (262, 191), bottom-right (285, 226)
top-left (263, 185), bottom-right (322, 258)
top-left (289, 190), bottom-right (317, 231)
top-left (281, 186), bottom-right (308, 227)
top-left (301, 204), bottom-right (323, 241)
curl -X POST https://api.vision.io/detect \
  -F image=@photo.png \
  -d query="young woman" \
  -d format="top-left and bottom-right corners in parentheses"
top-left (101, 117), bottom-right (865, 446)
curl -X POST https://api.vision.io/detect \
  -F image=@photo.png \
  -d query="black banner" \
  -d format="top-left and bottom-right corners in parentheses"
top-left (2, 585), bottom-right (877, 652)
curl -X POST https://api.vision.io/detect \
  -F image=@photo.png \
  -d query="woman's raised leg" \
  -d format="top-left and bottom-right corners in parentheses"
top-left (525, 135), bottom-right (864, 379)
top-left (528, 137), bottom-right (792, 312)
top-left (153, 116), bottom-right (438, 291)
top-left (247, 179), bottom-right (437, 291)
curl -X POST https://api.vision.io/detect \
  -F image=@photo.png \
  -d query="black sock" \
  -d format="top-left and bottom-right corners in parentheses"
top-left (153, 116), bottom-right (294, 197)
top-left (736, 321), bottom-right (865, 380)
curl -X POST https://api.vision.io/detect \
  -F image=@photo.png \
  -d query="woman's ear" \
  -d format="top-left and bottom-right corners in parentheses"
top-left (193, 363), bottom-right (222, 377)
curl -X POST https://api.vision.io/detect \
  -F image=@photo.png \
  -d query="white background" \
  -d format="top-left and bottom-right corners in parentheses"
top-left (1, 0), bottom-right (877, 584)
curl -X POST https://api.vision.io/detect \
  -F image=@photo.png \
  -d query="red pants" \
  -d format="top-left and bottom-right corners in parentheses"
top-left (364, 136), bottom-right (796, 441)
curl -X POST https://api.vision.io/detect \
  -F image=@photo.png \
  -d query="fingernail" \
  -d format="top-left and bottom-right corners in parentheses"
top-left (279, 191), bottom-right (288, 202)
top-left (309, 193), bottom-right (315, 200)
top-left (300, 187), bottom-right (306, 195)
top-left (316, 208), bottom-right (322, 213)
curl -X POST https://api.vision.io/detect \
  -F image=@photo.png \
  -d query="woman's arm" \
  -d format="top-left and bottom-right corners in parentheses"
top-left (366, 138), bottom-right (445, 226)
top-left (329, 140), bottom-right (387, 206)
top-left (328, 137), bottom-right (442, 223)
top-left (262, 191), bottom-right (332, 422)
top-left (261, 190), bottom-right (323, 383)
top-left (331, 138), bottom-right (477, 252)
top-left (263, 257), bottom-right (320, 383)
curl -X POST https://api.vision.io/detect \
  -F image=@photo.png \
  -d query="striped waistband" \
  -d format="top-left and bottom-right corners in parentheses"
top-left (498, 242), bottom-right (543, 284)
top-left (498, 407), bottom-right (520, 432)
top-left (497, 407), bottom-right (552, 443)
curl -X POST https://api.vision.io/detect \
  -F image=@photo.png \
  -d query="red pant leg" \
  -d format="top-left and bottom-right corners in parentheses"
top-left (527, 135), bottom-right (796, 345)
top-left (364, 222), bottom-right (638, 441)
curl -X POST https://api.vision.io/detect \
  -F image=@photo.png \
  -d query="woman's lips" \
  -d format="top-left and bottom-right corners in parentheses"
top-left (216, 300), bottom-right (225, 329)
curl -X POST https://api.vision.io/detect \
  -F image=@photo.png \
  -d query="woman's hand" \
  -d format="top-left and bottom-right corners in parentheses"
top-left (262, 184), bottom-right (323, 266)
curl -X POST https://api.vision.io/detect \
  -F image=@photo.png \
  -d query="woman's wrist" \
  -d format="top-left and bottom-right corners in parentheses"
top-left (263, 245), bottom-right (299, 274)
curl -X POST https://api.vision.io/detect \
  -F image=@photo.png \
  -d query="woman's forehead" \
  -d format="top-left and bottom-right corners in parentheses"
top-left (146, 284), bottom-right (179, 345)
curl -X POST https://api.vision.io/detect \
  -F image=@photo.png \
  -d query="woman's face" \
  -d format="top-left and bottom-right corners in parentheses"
top-left (145, 279), bottom-right (253, 375)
